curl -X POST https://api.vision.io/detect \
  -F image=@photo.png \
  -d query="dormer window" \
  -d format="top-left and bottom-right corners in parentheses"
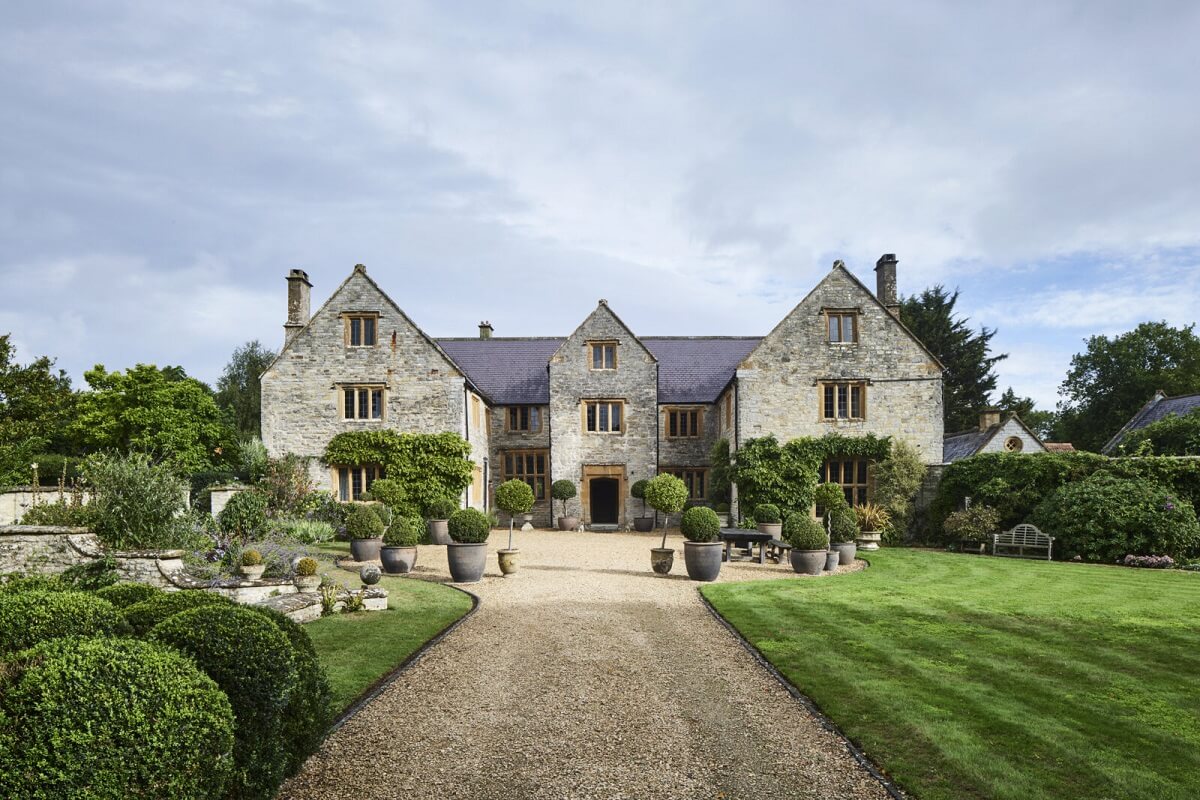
top-left (345, 314), bottom-right (378, 347)
top-left (589, 341), bottom-right (617, 370)
top-left (826, 311), bottom-right (859, 343)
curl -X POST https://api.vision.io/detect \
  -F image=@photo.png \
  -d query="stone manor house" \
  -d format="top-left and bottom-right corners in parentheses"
top-left (260, 260), bottom-right (944, 529)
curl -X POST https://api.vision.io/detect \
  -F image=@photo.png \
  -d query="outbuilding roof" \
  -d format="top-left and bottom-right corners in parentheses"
top-left (1102, 390), bottom-right (1200, 453)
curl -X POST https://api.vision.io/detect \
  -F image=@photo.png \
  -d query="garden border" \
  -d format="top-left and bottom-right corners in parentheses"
top-left (697, 558), bottom-right (907, 800)
top-left (327, 583), bottom-right (481, 733)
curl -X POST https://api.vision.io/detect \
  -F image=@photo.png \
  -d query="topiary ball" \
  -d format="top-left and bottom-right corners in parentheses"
top-left (0, 590), bottom-right (128, 655)
top-left (0, 574), bottom-right (72, 594)
top-left (151, 604), bottom-right (299, 800)
top-left (345, 503), bottom-right (385, 541)
top-left (0, 636), bottom-right (235, 800)
top-left (783, 513), bottom-right (828, 551)
top-left (495, 479), bottom-right (535, 517)
top-left (93, 581), bottom-right (165, 609)
top-left (448, 508), bottom-right (492, 543)
top-left (122, 591), bottom-right (236, 637)
top-left (680, 506), bottom-right (722, 543)
top-left (359, 564), bottom-right (381, 585)
top-left (754, 503), bottom-right (782, 524)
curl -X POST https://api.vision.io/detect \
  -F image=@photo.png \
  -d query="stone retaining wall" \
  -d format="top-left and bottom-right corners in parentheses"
top-left (0, 489), bottom-right (93, 526)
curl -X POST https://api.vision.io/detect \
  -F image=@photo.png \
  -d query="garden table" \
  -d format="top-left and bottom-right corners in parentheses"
top-left (718, 529), bottom-right (773, 564)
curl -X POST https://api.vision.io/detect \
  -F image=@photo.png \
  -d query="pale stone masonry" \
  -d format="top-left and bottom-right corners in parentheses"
top-left (260, 259), bottom-right (944, 529)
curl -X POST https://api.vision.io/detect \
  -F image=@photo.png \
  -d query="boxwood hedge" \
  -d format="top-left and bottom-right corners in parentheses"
top-left (0, 590), bottom-right (128, 654)
top-left (123, 590), bottom-right (236, 636)
top-left (0, 637), bottom-right (235, 800)
top-left (93, 581), bottom-right (165, 609)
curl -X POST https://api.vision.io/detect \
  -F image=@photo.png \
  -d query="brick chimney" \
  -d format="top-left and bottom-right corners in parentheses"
top-left (874, 254), bottom-right (900, 318)
top-left (284, 269), bottom-right (312, 345)
top-left (980, 409), bottom-right (1002, 431)
top-left (479, 321), bottom-right (493, 339)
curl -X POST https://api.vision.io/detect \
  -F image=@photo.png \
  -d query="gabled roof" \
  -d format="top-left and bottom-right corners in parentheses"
top-left (642, 337), bottom-right (761, 403)
top-left (1102, 390), bottom-right (1200, 454)
top-left (550, 300), bottom-right (657, 365)
top-left (942, 414), bottom-right (1047, 463)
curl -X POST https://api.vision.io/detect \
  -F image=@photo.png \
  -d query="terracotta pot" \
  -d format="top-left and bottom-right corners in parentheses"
top-left (498, 548), bottom-right (519, 575)
top-left (240, 564), bottom-right (265, 581)
top-left (447, 542), bottom-right (487, 583)
top-left (757, 522), bottom-right (783, 537)
top-left (380, 546), bottom-right (417, 574)
top-left (634, 517), bottom-right (655, 532)
top-left (683, 541), bottom-right (723, 582)
top-left (427, 519), bottom-right (451, 545)
top-left (349, 537), bottom-right (383, 562)
top-left (558, 516), bottom-right (580, 531)
top-left (831, 540), bottom-right (857, 565)
top-left (790, 549), bottom-right (825, 575)
top-left (650, 547), bottom-right (674, 575)
top-left (293, 574), bottom-right (321, 592)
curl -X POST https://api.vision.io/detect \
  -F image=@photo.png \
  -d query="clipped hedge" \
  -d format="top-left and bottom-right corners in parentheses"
top-left (152, 605), bottom-right (298, 800)
top-left (323, 430), bottom-right (473, 514)
top-left (123, 591), bottom-right (236, 636)
top-left (680, 506), bottom-right (721, 543)
top-left (448, 508), bottom-right (492, 543)
top-left (0, 637), bottom-right (235, 800)
top-left (0, 590), bottom-right (127, 654)
top-left (93, 582), bottom-right (165, 609)
top-left (784, 513), bottom-right (828, 550)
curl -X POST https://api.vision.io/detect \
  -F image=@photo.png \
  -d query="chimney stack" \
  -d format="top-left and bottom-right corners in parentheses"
top-left (479, 321), bottom-right (493, 339)
top-left (980, 409), bottom-right (1002, 431)
top-left (875, 254), bottom-right (900, 318)
top-left (284, 269), bottom-right (312, 345)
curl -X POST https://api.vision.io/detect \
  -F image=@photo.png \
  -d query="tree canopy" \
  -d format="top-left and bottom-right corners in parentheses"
top-left (1054, 321), bottom-right (1200, 451)
top-left (900, 286), bottom-right (1006, 433)
top-left (996, 388), bottom-right (1056, 439)
top-left (0, 334), bottom-right (74, 486)
top-left (215, 340), bottom-right (276, 440)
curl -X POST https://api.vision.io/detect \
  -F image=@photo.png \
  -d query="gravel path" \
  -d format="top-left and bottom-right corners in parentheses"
top-left (280, 530), bottom-right (887, 800)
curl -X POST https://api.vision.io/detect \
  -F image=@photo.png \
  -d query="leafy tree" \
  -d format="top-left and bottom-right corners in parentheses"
top-left (900, 286), bottom-right (1006, 433)
top-left (216, 341), bottom-right (276, 439)
top-left (0, 334), bottom-right (74, 487)
top-left (1054, 322), bottom-right (1200, 451)
top-left (996, 388), bottom-right (1056, 440)
top-left (70, 364), bottom-right (234, 475)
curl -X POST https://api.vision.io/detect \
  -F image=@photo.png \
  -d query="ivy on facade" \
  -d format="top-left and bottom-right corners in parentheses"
top-left (322, 430), bottom-right (474, 513)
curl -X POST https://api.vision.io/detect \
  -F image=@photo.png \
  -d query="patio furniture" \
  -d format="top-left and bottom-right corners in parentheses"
top-left (718, 529), bottom-right (773, 564)
top-left (766, 538), bottom-right (792, 563)
top-left (992, 524), bottom-right (1054, 560)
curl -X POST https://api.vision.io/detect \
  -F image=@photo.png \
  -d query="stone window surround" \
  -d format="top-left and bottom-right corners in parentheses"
top-left (505, 405), bottom-right (543, 434)
top-left (340, 383), bottom-right (386, 421)
top-left (502, 449), bottom-right (549, 500)
top-left (342, 311), bottom-right (380, 348)
top-left (823, 307), bottom-right (861, 344)
top-left (582, 399), bottom-right (625, 434)
top-left (664, 406), bottom-right (703, 439)
top-left (588, 340), bottom-right (618, 371)
top-left (818, 380), bottom-right (868, 421)
top-left (662, 467), bottom-right (708, 500)
top-left (1004, 436), bottom-right (1024, 452)
top-left (820, 458), bottom-right (872, 507)
top-left (333, 464), bottom-right (384, 501)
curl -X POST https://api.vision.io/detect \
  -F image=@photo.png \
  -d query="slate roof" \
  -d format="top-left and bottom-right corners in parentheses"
top-left (435, 336), bottom-right (762, 406)
top-left (1102, 391), bottom-right (1200, 453)
top-left (942, 428), bottom-right (996, 463)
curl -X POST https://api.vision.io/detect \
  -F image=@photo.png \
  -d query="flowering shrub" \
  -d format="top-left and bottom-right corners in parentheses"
top-left (1121, 554), bottom-right (1175, 569)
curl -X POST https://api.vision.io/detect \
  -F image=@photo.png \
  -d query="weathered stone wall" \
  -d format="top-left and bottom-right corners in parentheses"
top-left (0, 489), bottom-right (92, 526)
top-left (261, 266), bottom-right (476, 502)
top-left (488, 405), bottom-right (554, 527)
top-left (736, 264), bottom-right (944, 465)
top-left (549, 303), bottom-right (658, 529)
top-left (0, 527), bottom-right (184, 587)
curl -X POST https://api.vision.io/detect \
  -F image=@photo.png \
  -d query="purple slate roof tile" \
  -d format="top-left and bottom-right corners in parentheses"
top-left (942, 428), bottom-right (995, 463)
top-left (436, 336), bottom-right (762, 406)
top-left (1135, 393), bottom-right (1200, 427)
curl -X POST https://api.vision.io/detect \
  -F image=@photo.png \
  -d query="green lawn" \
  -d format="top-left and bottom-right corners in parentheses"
top-left (702, 549), bottom-right (1200, 800)
top-left (304, 547), bottom-right (473, 713)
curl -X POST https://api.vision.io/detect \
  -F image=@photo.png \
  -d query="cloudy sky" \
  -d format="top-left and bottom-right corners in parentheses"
top-left (3, 1), bottom-right (1199, 410)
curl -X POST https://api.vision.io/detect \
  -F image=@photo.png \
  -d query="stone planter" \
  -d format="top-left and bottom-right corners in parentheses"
top-left (831, 541), bottom-right (857, 566)
top-left (790, 549), bottom-right (826, 576)
top-left (350, 537), bottom-right (383, 563)
top-left (824, 550), bottom-right (840, 571)
top-left (634, 517), bottom-right (655, 533)
top-left (240, 564), bottom-right (266, 581)
top-left (293, 574), bottom-right (321, 592)
top-left (380, 546), bottom-right (417, 575)
top-left (683, 541), bottom-right (723, 582)
top-left (498, 548), bottom-right (519, 575)
top-left (427, 519), bottom-right (451, 545)
top-left (558, 516), bottom-right (580, 531)
top-left (650, 547), bottom-right (674, 575)
top-left (756, 522), bottom-right (783, 537)
top-left (447, 542), bottom-right (487, 583)
top-left (857, 531), bottom-right (882, 552)
top-left (521, 514), bottom-right (535, 532)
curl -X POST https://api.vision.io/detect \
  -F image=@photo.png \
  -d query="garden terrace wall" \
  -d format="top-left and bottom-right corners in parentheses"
top-left (0, 488), bottom-right (93, 526)
top-left (0, 526), bottom-right (184, 587)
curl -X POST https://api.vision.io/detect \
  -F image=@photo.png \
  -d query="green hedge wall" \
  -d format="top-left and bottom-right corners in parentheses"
top-left (0, 590), bottom-right (128, 654)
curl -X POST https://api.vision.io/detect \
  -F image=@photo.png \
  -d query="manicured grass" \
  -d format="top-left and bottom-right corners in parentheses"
top-left (304, 547), bottom-right (473, 713)
top-left (702, 549), bottom-right (1200, 800)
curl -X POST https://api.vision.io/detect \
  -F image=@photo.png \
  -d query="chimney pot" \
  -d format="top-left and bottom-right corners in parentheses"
top-left (875, 254), bottom-right (900, 318)
top-left (478, 321), bottom-right (493, 339)
top-left (284, 269), bottom-right (313, 345)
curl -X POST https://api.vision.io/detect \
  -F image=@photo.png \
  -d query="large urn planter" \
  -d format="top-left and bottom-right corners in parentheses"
top-left (380, 546), bottom-right (418, 575)
top-left (650, 547), bottom-right (675, 575)
top-left (831, 541), bottom-right (857, 565)
top-left (447, 542), bottom-right (488, 583)
top-left (239, 564), bottom-right (265, 581)
top-left (350, 537), bottom-right (383, 563)
top-left (756, 522), bottom-right (782, 537)
top-left (427, 519), bottom-right (451, 545)
top-left (791, 549), bottom-right (826, 576)
top-left (857, 531), bottom-right (882, 552)
top-left (498, 548), bottom-right (519, 575)
top-left (558, 516), bottom-right (580, 531)
top-left (634, 517), bottom-right (655, 533)
top-left (824, 550), bottom-right (840, 571)
top-left (683, 541), bottom-right (723, 582)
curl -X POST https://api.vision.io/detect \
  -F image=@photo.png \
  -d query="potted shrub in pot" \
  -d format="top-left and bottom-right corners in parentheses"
top-left (380, 515), bottom-right (423, 575)
top-left (240, 549), bottom-right (265, 581)
top-left (754, 503), bottom-right (782, 537)
top-left (293, 556), bottom-right (321, 591)
top-left (854, 502), bottom-right (890, 552)
top-left (495, 479), bottom-right (534, 575)
top-left (645, 473), bottom-right (689, 575)
top-left (446, 507), bottom-right (492, 583)
top-left (551, 479), bottom-right (579, 531)
top-left (346, 503), bottom-right (385, 562)
top-left (681, 506), bottom-right (723, 582)
top-left (815, 483), bottom-right (857, 566)
top-left (784, 513), bottom-right (828, 575)
top-left (425, 497), bottom-right (458, 545)
top-left (631, 479), bottom-right (655, 532)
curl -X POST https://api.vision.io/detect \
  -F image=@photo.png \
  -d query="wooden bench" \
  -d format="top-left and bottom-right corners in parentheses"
top-left (767, 539), bottom-right (792, 563)
top-left (992, 524), bottom-right (1054, 561)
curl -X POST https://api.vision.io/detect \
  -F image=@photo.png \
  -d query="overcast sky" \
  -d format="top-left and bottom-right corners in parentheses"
top-left (3, 1), bottom-right (1199, 411)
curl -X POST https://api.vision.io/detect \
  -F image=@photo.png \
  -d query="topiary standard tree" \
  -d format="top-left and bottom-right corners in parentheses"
top-left (631, 479), bottom-right (649, 516)
top-left (551, 479), bottom-right (578, 528)
top-left (495, 479), bottom-right (535, 551)
top-left (645, 473), bottom-right (689, 551)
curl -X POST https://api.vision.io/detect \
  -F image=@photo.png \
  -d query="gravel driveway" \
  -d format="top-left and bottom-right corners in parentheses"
top-left (279, 530), bottom-right (888, 800)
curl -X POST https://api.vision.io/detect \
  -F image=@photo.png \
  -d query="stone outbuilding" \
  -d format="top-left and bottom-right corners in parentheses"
top-left (942, 410), bottom-right (1049, 463)
top-left (1101, 390), bottom-right (1200, 454)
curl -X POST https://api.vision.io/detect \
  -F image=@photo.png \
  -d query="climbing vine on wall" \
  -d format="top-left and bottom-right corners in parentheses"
top-left (323, 431), bottom-right (473, 513)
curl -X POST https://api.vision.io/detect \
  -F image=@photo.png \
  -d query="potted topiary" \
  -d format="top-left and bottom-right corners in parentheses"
top-left (783, 513), bottom-right (828, 575)
top-left (754, 503), bottom-right (782, 537)
top-left (380, 515), bottom-right (423, 575)
top-left (815, 483), bottom-right (858, 566)
top-left (681, 506), bottom-right (723, 582)
top-left (714, 503), bottom-right (731, 528)
top-left (346, 503), bottom-right (385, 562)
top-left (446, 507), bottom-right (492, 583)
top-left (551, 479), bottom-right (579, 531)
top-left (240, 549), bottom-right (265, 581)
top-left (293, 556), bottom-right (321, 591)
top-left (425, 496), bottom-right (458, 545)
top-left (645, 473), bottom-right (689, 575)
top-left (495, 479), bottom-right (534, 575)
top-left (631, 479), bottom-right (655, 532)
top-left (854, 502), bottom-right (890, 552)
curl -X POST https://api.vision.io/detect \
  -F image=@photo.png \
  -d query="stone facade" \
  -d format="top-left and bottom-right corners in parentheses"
top-left (488, 404), bottom-right (553, 527)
